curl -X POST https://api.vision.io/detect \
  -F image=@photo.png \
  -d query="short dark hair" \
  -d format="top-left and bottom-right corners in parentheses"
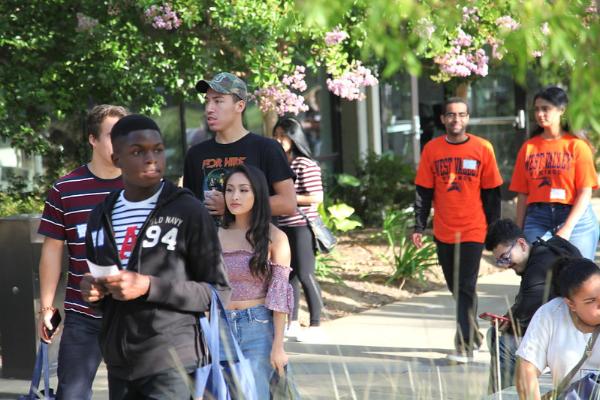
top-left (484, 219), bottom-right (527, 251)
top-left (551, 257), bottom-right (600, 299)
top-left (86, 104), bottom-right (128, 139)
top-left (443, 97), bottom-right (470, 114)
top-left (110, 114), bottom-right (162, 145)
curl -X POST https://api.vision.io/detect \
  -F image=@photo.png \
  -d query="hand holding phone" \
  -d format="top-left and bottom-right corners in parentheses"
top-left (479, 312), bottom-right (510, 323)
top-left (43, 309), bottom-right (62, 340)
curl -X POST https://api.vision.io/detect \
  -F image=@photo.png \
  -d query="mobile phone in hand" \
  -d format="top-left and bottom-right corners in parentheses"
top-left (45, 309), bottom-right (62, 338)
top-left (479, 312), bottom-right (510, 323)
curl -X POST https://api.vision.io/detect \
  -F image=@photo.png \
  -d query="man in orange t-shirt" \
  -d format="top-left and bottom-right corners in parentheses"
top-left (412, 97), bottom-right (503, 363)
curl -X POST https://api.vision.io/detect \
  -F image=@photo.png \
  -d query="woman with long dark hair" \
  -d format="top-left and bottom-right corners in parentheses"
top-left (516, 257), bottom-right (600, 399)
top-left (273, 117), bottom-right (324, 341)
top-left (509, 86), bottom-right (598, 260)
top-left (218, 164), bottom-right (293, 398)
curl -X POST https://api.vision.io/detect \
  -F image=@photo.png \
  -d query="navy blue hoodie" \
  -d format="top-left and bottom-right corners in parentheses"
top-left (85, 180), bottom-right (231, 380)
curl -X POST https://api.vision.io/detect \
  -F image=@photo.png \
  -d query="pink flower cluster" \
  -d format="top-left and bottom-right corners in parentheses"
top-left (282, 66), bottom-right (307, 92)
top-left (540, 22), bottom-right (550, 36)
top-left (496, 16), bottom-right (520, 31)
top-left (326, 62), bottom-right (378, 101)
top-left (586, 2), bottom-right (598, 14)
top-left (453, 29), bottom-right (472, 47)
top-left (434, 48), bottom-right (489, 78)
top-left (144, 4), bottom-right (181, 30)
top-left (462, 7), bottom-right (480, 23)
top-left (254, 65), bottom-right (310, 116)
top-left (325, 28), bottom-right (349, 46)
top-left (76, 13), bottom-right (98, 32)
top-left (254, 86), bottom-right (309, 116)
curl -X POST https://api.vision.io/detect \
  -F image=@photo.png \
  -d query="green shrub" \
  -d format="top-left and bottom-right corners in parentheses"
top-left (315, 252), bottom-right (343, 283)
top-left (379, 209), bottom-right (437, 289)
top-left (0, 177), bottom-right (44, 217)
top-left (328, 152), bottom-right (415, 226)
top-left (319, 202), bottom-right (362, 233)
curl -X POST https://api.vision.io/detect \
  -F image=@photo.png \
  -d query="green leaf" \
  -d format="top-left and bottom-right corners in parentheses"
top-left (336, 173), bottom-right (361, 187)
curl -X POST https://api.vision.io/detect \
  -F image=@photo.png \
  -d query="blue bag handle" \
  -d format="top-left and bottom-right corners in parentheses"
top-left (21, 341), bottom-right (52, 400)
top-left (194, 289), bottom-right (258, 400)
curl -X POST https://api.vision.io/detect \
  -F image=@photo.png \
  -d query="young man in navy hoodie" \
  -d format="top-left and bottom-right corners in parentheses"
top-left (81, 115), bottom-right (230, 399)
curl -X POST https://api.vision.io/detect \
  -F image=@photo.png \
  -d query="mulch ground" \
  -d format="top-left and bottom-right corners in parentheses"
top-left (296, 228), bottom-right (499, 325)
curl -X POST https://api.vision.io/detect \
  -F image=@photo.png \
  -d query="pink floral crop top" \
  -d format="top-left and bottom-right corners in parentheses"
top-left (222, 250), bottom-right (294, 314)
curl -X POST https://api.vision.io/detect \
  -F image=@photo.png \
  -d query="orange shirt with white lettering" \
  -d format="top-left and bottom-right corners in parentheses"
top-left (509, 134), bottom-right (598, 205)
top-left (415, 134), bottom-right (503, 244)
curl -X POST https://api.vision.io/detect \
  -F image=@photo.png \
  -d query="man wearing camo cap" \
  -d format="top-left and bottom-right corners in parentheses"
top-left (183, 72), bottom-right (296, 218)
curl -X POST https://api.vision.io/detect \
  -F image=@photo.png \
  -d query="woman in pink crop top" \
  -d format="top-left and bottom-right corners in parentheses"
top-left (218, 164), bottom-right (293, 399)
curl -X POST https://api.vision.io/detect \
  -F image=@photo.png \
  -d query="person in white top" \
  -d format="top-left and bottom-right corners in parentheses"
top-left (516, 257), bottom-right (600, 399)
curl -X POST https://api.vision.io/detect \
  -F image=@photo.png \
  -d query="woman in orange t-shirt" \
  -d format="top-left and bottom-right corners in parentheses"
top-left (509, 86), bottom-right (598, 260)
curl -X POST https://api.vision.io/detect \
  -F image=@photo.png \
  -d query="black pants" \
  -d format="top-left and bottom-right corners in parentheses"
top-left (281, 224), bottom-right (323, 326)
top-left (435, 239), bottom-right (484, 354)
top-left (108, 366), bottom-right (195, 400)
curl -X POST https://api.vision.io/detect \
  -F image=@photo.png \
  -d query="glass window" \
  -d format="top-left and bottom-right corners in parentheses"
top-left (0, 138), bottom-right (43, 190)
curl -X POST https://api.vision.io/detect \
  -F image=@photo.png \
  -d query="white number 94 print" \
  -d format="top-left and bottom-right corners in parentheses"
top-left (142, 226), bottom-right (179, 251)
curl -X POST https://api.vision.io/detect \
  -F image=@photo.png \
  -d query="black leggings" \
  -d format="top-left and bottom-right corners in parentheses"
top-left (281, 225), bottom-right (322, 326)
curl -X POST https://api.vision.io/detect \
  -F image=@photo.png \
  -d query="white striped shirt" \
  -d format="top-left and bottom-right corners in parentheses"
top-left (111, 184), bottom-right (162, 268)
top-left (279, 157), bottom-right (324, 227)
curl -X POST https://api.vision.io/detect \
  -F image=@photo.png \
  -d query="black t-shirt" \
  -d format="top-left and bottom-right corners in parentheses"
top-left (183, 132), bottom-right (294, 200)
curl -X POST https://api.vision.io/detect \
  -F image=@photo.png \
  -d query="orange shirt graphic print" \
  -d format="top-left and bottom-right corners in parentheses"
top-left (509, 134), bottom-right (598, 205)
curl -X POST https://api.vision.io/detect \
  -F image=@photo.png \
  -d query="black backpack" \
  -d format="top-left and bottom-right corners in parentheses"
top-left (535, 235), bottom-right (582, 259)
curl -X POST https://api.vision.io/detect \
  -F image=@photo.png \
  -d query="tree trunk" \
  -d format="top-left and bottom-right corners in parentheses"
top-left (455, 82), bottom-right (469, 100)
top-left (261, 109), bottom-right (278, 137)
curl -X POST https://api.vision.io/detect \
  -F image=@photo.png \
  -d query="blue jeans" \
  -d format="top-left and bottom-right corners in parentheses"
top-left (523, 203), bottom-right (599, 260)
top-left (56, 311), bottom-right (103, 400)
top-left (219, 305), bottom-right (274, 400)
top-left (487, 328), bottom-right (519, 393)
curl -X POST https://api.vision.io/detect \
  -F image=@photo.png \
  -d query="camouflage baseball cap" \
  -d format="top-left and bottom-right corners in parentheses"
top-left (195, 72), bottom-right (248, 101)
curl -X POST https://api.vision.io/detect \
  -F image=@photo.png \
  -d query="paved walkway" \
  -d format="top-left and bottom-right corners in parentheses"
top-left (288, 268), bottom-right (520, 399)
top-left (0, 269), bottom-right (520, 399)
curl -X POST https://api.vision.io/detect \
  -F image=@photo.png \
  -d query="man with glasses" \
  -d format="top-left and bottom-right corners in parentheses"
top-left (412, 97), bottom-right (503, 363)
top-left (484, 218), bottom-right (581, 393)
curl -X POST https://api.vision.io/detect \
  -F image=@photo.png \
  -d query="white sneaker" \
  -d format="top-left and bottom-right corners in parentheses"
top-left (284, 321), bottom-right (301, 340)
top-left (296, 326), bottom-right (326, 343)
top-left (446, 350), bottom-right (478, 364)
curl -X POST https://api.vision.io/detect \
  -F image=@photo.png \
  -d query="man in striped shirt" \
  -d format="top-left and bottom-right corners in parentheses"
top-left (37, 104), bottom-right (127, 399)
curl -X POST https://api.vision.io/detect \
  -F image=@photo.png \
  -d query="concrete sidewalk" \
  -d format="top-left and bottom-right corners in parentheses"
top-left (0, 269), bottom-right (520, 399)
top-left (288, 269), bottom-right (520, 399)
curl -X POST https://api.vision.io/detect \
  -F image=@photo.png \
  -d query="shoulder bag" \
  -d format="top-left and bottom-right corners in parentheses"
top-left (541, 327), bottom-right (600, 400)
top-left (297, 208), bottom-right (336, 254)
top-left (195, 289), bottom-right (258, 400)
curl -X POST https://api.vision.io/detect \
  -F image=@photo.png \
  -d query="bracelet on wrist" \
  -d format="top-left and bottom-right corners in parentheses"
top-left (39, 306), bottom-right (56, 314)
